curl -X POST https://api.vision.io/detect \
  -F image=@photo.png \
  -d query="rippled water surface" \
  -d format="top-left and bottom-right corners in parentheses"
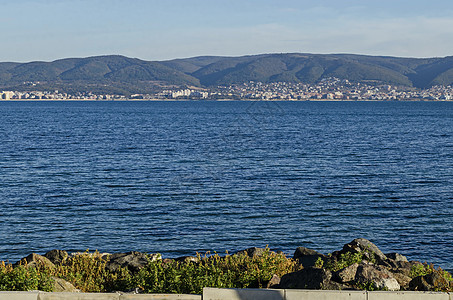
top-left (0, 101), bottom-right (452, 269)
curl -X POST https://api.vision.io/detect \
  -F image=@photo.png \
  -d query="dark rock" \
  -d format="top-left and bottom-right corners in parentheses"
top-left (388, 261), bottom-right (421, 278)
top-left (396, 260), bottom-right (413, 269)
top-left (409, 276), bottom-right (431, 291)
top-left (293, 247), bottom-right (322, 257)
top-left (44, 250), bottom-right (69, 265)
top-left (409, 270), bottom-right (451, 291)
top-left (293, 247), bottom-right (325, 268)
top-left (52, 277), bottom-right (80, 292)
top-left (333, 263), bottom-right (359, 283)
top-left (266, 274), bottom-right (281, 288)
top-left (279, 267), bottom-right (346, 290)
top-left (391, 273), bottom-right (412, 290)
top-left (14, 253), bottom-right (55, 269)
top-left (331, 250), bottom-right (342, 258)
top-left (387, 259), bottom-right (413, 270)
top-left (234, 247), bottom-right (267, 257)
top-left (386, 253), bottom-right (408, 262)
top-left (385, 253), bottom-right (410, 270)
top-left (355, 263), bottom-right (400, 291)
top-left (105, 252), bottom-right (160, 272)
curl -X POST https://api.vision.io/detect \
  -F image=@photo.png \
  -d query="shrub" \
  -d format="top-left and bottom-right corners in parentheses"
top-left (0, 248), bottom-right (298, 294)
top-left (52, 251), bottom-right (112, 292)
top-left (410, 263), bottom-right (434, 278)
top-left (323, 252), bottom-right (364, 272)
top-left (129, 249), bottom-right (299, 294)
top-left (0, 261), bottom-right (53, 291)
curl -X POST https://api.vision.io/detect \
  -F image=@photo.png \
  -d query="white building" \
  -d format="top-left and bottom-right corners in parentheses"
top-left (1, 91), bottom-right (15, 100)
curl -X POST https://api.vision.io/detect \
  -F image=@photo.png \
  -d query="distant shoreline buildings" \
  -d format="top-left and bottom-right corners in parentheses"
top-left (2, 78), bottom-right (453, 101)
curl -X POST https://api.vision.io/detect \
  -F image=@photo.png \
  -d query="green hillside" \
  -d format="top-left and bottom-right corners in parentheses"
top-left (0, 55), bottom-right (199, 94)
top-left (1, 53), bottom-right (453, 94)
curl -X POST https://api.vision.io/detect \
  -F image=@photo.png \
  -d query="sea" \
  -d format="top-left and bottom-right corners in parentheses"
top-left (0, 100), bottom-right (452, 270)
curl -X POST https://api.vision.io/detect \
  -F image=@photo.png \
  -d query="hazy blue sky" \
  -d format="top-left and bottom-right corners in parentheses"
top-left (1, 0), bottom-right (453, 62)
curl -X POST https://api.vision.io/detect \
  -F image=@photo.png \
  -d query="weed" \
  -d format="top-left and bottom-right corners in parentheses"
top-left (410, 263), bottom-right (433, 278)
top-left (324, 252), bottom-right (364, 272)
top-left (314, 257), bottom-right (324, 269)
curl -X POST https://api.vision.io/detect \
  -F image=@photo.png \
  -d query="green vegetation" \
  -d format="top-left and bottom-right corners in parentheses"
top-left (443, 269), bottom-right (453, 282)
top-left (410, 263), bottom-right (434, 278)
top-left (315, 250), bottom-right (377, 273)
top-left (0, 249), bottom-right (299, 294)
top-left (322, 252), bottom-right (365, 272)
top-left (124, 251), bottom-right (298, 294)
top-left (0, 261), bottom-right (53, 292)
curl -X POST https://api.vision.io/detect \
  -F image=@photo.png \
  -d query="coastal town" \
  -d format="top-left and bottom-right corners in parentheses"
top-left (1, 78), bottom-right (452, 101)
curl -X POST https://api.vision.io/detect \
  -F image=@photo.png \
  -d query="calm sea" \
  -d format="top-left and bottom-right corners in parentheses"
top-left (0, 100), bottom-right (452, 270)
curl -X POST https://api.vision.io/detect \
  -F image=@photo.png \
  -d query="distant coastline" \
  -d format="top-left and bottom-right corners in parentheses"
top-left (1, 53), bottom-right (453, 100)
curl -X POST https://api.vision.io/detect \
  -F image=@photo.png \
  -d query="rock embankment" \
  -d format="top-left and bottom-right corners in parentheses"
top-left (279, 238), bottom-right (452, 292)
top-left (5, 238), bottom-right (453, 293)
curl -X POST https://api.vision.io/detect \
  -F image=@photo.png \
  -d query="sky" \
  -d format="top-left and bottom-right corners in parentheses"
top-left (1, 0), bottom-right (453, 62)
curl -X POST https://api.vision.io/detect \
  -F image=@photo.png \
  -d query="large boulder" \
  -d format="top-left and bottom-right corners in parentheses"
top-left (340, 238), bottom-right (387, 263)
top-left (293, 247), bottom-right (325, 268)
top-left (387, 259), bottom-right (413, 271)
top-left (386, 260), bottom-right (422, 280)
top-left (391, 272), bottom-right (412, 290)
top-left (386, 253), bottom-right (408, 262)
top-left (14, 253), bottom-right (55, 269)
top-left (333, 263), bottom-right (359, 283)
top-left (52, 277), bottom-right (80, 292)
top-left (384, 252), bottom-right (413, 270)
top-left (279, 267), bottom-right (345, 290)
top-left (355, 263), bottom-right (400, 291)
top-left (409, 270), bottom-right (452, 291)
top-left (105, 252), bottom-right (160, 272)
top-left (44, 250), bottom-right (69, 265)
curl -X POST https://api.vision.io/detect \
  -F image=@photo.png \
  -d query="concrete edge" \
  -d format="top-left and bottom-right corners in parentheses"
top-left (0, 290), bottom-right (450, 300)
top-left (203, 288), bottom-right (451, 300)
top-left (0, 292), bottom-right (201, 300)
top-left (0, 291), bottom-right (39, 300)
top-left (367, 291), bottom-right (450, 300)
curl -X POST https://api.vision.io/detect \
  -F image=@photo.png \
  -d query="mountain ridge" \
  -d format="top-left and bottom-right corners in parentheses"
top-left (1, 53), bottom-right (453, 95)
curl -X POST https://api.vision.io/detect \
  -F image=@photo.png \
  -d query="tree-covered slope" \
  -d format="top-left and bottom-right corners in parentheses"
top-left (0, 55), bottom-right (199, 93)
top-left (184, 53), bottom-right (443, 87)
top-left (1, 53), bottom-right (453, 94)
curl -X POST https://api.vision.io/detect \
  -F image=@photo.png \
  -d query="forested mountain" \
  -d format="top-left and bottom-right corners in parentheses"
top-left (1, 53), bottom-right (453, 94)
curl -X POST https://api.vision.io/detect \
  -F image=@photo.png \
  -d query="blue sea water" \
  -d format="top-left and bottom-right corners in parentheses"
top-left (0, 100), bottom-right (452, 270)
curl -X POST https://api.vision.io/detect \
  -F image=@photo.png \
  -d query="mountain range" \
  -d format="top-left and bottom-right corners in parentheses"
top-left (1, 53), bottom-right (453, 94)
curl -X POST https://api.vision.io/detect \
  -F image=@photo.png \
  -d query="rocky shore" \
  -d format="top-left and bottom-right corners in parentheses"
top-left (280, 238), bottom-right (452, 292)
top-left (2, 238), bottom-right (452, 293)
